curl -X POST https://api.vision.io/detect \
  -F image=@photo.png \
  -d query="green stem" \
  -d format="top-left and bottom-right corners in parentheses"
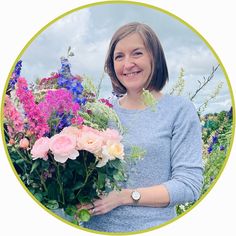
top-left (75, 152), bottom-right (97, 199)
top-left (3, 125), bottom-right (10, 143)
top-left (14, 148), bottom-right (32, 164)
top-left (190, 64), bottom-right (219, 101)
top-left (96, 72), bottom-right (105, 99)
top-left (38, 170), bottom-right (48, 192)
top-left (57, 163), bottom-right (65, 205)
top-left (53, 160), bottom-right (65, 205)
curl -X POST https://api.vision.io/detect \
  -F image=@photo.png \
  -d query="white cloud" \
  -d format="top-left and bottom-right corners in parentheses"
top-left (21, 8), bottom-right (92, 81)
top-left (18, 3), bottom-right (231, 114)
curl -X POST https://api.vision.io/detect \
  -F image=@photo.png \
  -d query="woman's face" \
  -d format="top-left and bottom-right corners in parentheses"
top-left (113, 33), bottom-right (152, 93)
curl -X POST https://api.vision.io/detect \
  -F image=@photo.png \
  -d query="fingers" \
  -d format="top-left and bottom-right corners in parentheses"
top-left (89, 206), bottom-right (103, 216)
top-left (76, 197), bottom-right (106, 216)
top-left (76, 203), bottom-right (94, 210)
top-left (89, 207), bottom-right (97, 215)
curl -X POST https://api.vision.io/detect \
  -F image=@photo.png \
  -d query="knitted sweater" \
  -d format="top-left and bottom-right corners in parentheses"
top-left (83, 94), bottom-right (203, 233)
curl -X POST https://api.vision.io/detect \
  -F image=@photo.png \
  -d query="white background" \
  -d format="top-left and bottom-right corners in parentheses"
top-left (0, 0), bottom-right (235, 235)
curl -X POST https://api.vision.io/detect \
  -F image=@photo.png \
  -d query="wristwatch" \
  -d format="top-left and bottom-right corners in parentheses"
top-left (131, 189), bottom-right (141, 204)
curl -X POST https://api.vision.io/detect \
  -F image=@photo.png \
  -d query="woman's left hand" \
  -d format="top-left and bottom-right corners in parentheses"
top-left (77, 191), bottom-right (124, 216)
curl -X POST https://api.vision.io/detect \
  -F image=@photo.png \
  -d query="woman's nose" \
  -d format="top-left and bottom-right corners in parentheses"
top-left (123, 57), bottom-right (135, 69)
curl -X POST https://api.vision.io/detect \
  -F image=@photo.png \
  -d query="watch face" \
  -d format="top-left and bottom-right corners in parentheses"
top-left (132, 191), bottom-right (141, 201)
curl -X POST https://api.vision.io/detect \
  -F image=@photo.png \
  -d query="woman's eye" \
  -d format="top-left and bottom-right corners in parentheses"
top-left (133, 51), bottom-right (142, 56)
top-left (114, 55), bottom-right (123, 61)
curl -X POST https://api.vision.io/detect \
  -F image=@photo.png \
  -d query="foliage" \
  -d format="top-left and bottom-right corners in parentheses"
top-left (174, 66), bottom-right (233, 215)
top-left (176, 110), bottom-right (233, 214)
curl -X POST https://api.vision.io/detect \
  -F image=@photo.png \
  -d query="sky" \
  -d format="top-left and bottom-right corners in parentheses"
top-left (19, 3), bottom-right (232, 115)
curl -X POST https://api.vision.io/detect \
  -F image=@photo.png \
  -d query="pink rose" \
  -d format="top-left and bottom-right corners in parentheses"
top-left (78, 125), bottom-right (100, 136)
top-left (31, 137), bottom-right (50, 160)
top-left (102, 128), bottom-right (122, 144)
top-left (77, 130), bottom-right (104, 155)
top-left (49, 134), bottom-right (79, 163)
top-left (61, 126), bottom-right (80, 136)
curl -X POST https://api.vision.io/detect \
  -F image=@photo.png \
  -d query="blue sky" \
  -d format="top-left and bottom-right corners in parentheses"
top-left (20, 3), bottom-right (232, 114)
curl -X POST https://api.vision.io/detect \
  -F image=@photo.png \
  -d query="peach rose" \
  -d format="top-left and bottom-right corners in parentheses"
top-left (76, 130), bottom-right (104, 155)
top-left (96, 142), bottom-right (124, 168)
top-left (49, 134), bottom-right (79, 163)
top-left (31, 137), bottom-right (50, 161)
top-left (102, 141), bottom-right (124, 161)
top-left (19, 138), bottom-right (29, 149)
top-left (96, 154), bottom-right (109, 168)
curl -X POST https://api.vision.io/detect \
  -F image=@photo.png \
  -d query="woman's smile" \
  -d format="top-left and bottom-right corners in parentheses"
top-left (122, 70), bottom-right (143, 79)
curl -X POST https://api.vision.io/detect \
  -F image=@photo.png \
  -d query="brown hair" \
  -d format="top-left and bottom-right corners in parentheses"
top-left (104, 22), bottom-right (169, 95)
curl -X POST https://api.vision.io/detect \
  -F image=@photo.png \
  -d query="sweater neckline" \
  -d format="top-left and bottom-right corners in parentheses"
top-left (115, 93), bottom-right (168, 114)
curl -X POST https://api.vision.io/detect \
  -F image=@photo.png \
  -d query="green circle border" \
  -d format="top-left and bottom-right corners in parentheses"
top-left (1, 0), bottom-right (235, 235)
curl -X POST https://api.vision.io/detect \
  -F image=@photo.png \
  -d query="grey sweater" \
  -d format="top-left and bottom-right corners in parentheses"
top-left (83, 94), bottom-right (203, 233)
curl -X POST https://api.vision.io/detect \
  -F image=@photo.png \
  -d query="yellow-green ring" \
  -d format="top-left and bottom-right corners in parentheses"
top-left (1, 1), bottom-right (235, 235)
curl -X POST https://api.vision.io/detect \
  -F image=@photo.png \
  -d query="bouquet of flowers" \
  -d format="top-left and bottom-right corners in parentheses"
top-left (3, 53), bottom-right (143, 224)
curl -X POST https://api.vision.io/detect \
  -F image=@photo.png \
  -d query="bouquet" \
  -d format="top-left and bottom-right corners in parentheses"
top-left (3, 54), bottom-right (143, 224)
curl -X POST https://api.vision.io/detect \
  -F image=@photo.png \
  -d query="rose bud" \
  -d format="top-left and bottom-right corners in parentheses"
top-left (9, 138), bottom-right (15, 145)
top-left (19, 138), bottom-right (29, 149)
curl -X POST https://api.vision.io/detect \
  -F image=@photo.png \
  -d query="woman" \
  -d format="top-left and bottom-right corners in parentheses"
top-left (81, 22), bottom-right (203, 233)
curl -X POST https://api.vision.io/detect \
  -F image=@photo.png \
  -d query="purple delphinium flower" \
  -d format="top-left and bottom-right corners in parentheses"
top-left (7, 60), bottom-right (23, 94)
top-left (57, 57), bottom-right (86, 105)
top-left (220, 145), bottom-right (225, 151)
top-left (207, 145), bottom-right (213, 154)
top-left (212, 135), bottom-right (218, 144)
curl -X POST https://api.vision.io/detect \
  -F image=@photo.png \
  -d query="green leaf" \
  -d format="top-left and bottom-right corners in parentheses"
top-left (47, 181), bottom-right (60, 199)
top-left (15, 159), bottom-right (25, 164)
top-left (41, 160), bottom-right (50, 169)
top-left (65, 205), bottom-right (77, 216)
top-left (30, 160), bottom-right (40, 173)
top-left (113, 171), bottom-right (125, 182)
top-left (77, 209), bottom-right (91, 222)
top-left (109, 159), bottom-right (123, 170)
top-left (45, 200), bottom-right (59, 210)
top-left (34, 192), bottom-right (43, 202)
top-left (129, 146), bottom-right (146, 159)
top-left (71, 219), bottom-right (79, 225)
top-left (72, 181), bottom-right (84, 191)
top-left (97, 171), bottom-right (106, 189)
top-left (66, 191), bottom-right (75, 201)
top-left (77, 196), bottom-right (92, 204)
top-left (28, 187), bottom-right (36, 194)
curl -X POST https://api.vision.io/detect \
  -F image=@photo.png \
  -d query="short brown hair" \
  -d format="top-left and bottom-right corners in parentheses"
top-left (104, 22), bottom-right (169, 95)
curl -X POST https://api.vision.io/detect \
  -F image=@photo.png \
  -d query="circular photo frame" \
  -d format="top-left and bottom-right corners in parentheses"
top-left (1, 1), bottom-right (235, 235)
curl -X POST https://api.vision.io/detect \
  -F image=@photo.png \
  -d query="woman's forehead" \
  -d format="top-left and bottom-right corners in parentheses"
top-left (114, 33), bottom-right (146, 52)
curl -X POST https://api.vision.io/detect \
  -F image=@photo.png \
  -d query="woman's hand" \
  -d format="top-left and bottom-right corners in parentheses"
top-left (77, 190), bottom-right (126, 216)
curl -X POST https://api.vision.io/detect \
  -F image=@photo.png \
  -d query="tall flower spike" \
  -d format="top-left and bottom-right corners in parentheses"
top-left (4, 95), bottom-right (24, 138)
top-left (7, 60), bottom-right (23, 94)
top-left (16, 77), bottom-right (49, 138)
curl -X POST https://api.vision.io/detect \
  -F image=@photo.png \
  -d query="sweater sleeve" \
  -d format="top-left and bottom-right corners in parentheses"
top-left (162, 99), bottom-right (203, 207)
